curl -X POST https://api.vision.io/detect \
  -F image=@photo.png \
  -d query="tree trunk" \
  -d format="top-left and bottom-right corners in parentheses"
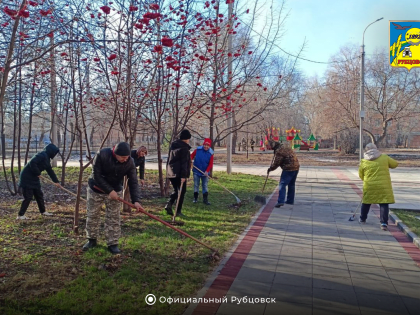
top-left (49, 36), bottom-right (58, 167)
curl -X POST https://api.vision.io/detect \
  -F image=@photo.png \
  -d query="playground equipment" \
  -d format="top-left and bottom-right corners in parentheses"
top-left (261, 127), bottom-right (285, 150)
top-left (307, 133), bottom-right (319, 150)
top-left (285, 127), bottom-right (319, 151)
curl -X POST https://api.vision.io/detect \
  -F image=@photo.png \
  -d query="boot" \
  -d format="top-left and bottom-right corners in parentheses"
top-left (82, 239), bottom-right (97, 251)
top-left (108, 244), bottom-right (121, 254)
top-left (193, 192), bottom-right (198, 203)
top-left (165, 199), bottom-right (174, 215)
top-left (203, 192), bottom-right (210, 205)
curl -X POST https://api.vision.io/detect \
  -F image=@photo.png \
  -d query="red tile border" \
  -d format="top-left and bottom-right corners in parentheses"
top-left (332, 168), bottom-right (420, 268)
top-left (191, 191), bottom-right (278, 315)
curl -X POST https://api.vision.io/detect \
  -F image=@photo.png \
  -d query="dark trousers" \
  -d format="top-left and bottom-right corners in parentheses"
top-left (360, 203), bottom-right (389, 224)
top-left (277, 170), bottom-right (299, 205)
top-left (169, 178), bottom-right (187, 214)
top-left (18, 187), bottom-right (46, 216)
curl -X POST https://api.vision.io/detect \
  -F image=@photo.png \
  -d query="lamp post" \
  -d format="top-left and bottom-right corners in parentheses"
top-left (360, 17), bottom-right (383, 161)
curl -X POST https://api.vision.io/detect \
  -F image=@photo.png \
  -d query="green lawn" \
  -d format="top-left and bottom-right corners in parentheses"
top-left (0, 168), bottom-right (277, 315)
top-left (392, 209), bottom-right (420, 236)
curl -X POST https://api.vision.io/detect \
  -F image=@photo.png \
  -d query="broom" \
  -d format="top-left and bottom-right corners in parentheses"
top-left (254, 155), bottom-right (275, 205)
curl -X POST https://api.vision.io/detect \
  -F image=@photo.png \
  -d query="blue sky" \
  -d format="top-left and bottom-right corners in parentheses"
top-left (273, 0), bottom-right (420, 78)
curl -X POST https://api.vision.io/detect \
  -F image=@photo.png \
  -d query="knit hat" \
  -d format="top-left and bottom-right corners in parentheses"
top-left (179, 129), bottom-right (191, 140)
top-left (268, 140), bottom-right (282, 151)
top-left (114, 142), bottom-right (131, 156)
top-left (203, 138), bottom-right (212, 146)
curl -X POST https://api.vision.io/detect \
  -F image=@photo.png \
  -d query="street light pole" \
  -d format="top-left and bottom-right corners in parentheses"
top-left (360, 17), bottom-right (383, 161)
top-left (226, 1), bottom-right (233, 173)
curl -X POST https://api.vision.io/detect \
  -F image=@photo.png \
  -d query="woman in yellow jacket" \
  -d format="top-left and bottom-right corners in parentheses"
top-left (358, 143), bottom-right (398, 230)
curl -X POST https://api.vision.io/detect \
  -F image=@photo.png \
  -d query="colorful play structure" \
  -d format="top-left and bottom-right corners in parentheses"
top-left (285, 127), bottom-right (318, 151)
top-left (261, 126), bottom-right (318, 151)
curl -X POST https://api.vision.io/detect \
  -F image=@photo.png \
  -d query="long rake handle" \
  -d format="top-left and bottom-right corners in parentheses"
top-left (172, 181), bottom-right (184, 222)
top-left (262, 155), bottom-right (276, 194)
top-left (193, 165), bottom-right (240, 201)
top-left (351, 199), bottom-right (363, 219)
top-left (93, 185), bottom-right (218, 254)
top-left (40, 175), bottom-right (87, 202)
top-left (261, 175), bottom-right (269, 194)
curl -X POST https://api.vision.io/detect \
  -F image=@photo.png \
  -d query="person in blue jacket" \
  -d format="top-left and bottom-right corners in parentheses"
top-left (191, 138), bottom-right (214, 205)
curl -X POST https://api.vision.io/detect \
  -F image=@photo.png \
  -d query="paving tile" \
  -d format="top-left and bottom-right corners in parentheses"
top-left (273, 271), bottom-right (312, 287)
top-left (348, 264), bottom-right (390, 281)
top-left (360, 310), bottom-right (408, 315)
top-left (235, 267), bottom-right (276, 283)
top-left (356, 293), bottom-right (408, 314)
top-left (227, 279), bottom-right (272, 297)
top-left (351, 278), bottom-right (398, 296)
top-left (400, 296), bottom-right (420, 315)
top-left (313, 287), bottom-right (359, 310)
top-left (276, 260), bottom-right (312, 274)
top-left (385, 270), bottom-right (420, 284)
top-left (313, 263), bottom-right (350, 278)
top-left (269, 283), bottom-right (313, 305)
top-left (313, 275), bottom-right (354, 292)
top-left (264, 301), bottom-right (312, 315)
top-left (313, 305), bottom-right (361, 315)
top-left (344, 256), bottom-right (383, 267)
top-left (241, 257), bottom-right (278, 271)
top-left (392, 283), bottom-right (420, 299)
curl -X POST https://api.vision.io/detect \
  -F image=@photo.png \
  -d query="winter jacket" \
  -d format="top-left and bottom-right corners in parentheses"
top-left (88, 148), bottom-right (141, 203)
top-left (131, 150), bottom-right (145, 180)
top-left (191, 146), bottom-right (214, 176)
top-left (19, 144), bottom-right (59, 189)
top-left (359, 150), bottom-right (398, 204)
top-left (269, 146), bottom-right (300, 172)
top-left (166, 140), bottom-right (191, 178)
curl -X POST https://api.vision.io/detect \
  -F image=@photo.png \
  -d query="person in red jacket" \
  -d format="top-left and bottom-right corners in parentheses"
top-left (191, 138), bottom-right (214, 205)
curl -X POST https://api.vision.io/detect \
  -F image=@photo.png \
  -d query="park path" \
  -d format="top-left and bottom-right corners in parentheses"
top-left (181, 166), bottom-right (420, 315)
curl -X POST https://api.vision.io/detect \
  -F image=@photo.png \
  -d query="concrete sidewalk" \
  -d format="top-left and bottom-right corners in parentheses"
top-left (183, 167), bottom-right (420, 315)
top-left (146, 163), bottom-right (420, 211)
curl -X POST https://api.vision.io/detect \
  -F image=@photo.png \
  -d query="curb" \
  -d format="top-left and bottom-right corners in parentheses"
top-left (389, 211), bottom-right (420, 250)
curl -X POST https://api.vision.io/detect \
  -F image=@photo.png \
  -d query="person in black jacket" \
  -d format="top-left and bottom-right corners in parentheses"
top-left (17, 143), bottom-right (61, 220)
top-left (165, 130), bottom-right (191, 216)
top-left (131, 146), bottom-right (147, 186)
top-left (83, 142), bottom-right (142, 254)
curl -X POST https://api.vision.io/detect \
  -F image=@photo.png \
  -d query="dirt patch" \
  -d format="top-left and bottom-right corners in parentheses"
top-left (0, 177), bottom-right (163, 302)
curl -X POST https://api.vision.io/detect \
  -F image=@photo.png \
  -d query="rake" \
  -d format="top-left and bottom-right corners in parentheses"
top-left (40, 175), bottom-right (87, 202)
top-left (93, 185), bottom-right (219, 259)
top-left (193, 165), bottom-right (241, 205)
top-left (349, 199), bottom-right (363, 221)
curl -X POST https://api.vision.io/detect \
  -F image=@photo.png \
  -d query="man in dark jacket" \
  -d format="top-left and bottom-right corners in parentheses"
top-left (165, 130), bottom-right (191, 216)
top-left (267, 140), bottom-right (300, 208)
top-left (83, 142), bottom-right (142, 254)
top-left (17, 143), bottom-right (61, 219)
